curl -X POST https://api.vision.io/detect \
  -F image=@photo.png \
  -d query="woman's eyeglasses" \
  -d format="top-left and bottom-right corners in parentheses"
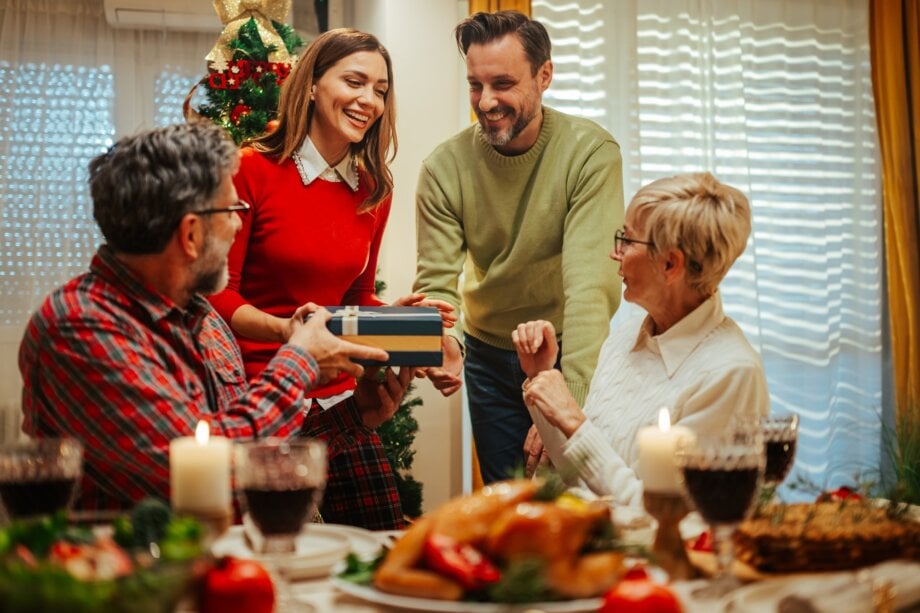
top-left (194, 199), bottom-right (251, 217)
top-left (614, 228), bottom-right (653, 254)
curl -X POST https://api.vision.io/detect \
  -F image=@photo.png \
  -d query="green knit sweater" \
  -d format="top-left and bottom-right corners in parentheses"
top-left (413, 107), bottom-right (624, 405)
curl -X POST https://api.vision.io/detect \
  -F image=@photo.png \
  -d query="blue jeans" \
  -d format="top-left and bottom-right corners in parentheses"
top-left (465, 335), bottom-right (560, 484)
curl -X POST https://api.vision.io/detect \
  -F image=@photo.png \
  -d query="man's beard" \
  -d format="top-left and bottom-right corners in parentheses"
top-left (192, 265), bottom-right (227, 296)
top-left (477, 106), bottom-right (535, 147)
top-left (191, 235), bottom-right (229, 296)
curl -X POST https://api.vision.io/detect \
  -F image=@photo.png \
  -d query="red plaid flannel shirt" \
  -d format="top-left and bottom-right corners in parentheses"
top-left (302, 400), bottom-right (406, 530)
top-left (19, 247), bottom-right (319, 510)
top-left (21, 248), bottom-right (407, 530)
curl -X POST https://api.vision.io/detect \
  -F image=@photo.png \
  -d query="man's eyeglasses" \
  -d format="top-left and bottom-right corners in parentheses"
top-left (193, 200), bottom-right (251, 217)
top-left (614, 228), bottom-right (653, 254)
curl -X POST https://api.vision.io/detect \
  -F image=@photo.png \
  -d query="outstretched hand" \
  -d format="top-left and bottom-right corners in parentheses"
top-left (392, 292), bottom-right (458, 329)
top-left (288, 303), bottom-right (388, 382)
top-left (512, 320), bottom-right (559, 378)
top-left (354, 365), bottom-right (416, 429)
top-left (416, 334), bottom-right (463, 396)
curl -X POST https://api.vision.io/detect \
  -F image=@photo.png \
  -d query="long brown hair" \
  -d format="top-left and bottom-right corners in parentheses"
top-left (250, 28), bottom-right (396, 210)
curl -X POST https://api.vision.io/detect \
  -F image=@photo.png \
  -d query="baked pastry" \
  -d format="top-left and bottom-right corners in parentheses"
top-left (733, 502), bottom-right (920, 572)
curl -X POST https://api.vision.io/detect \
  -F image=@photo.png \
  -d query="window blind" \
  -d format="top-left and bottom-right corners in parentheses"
top-left (534, 0), bottom-right (883, 496)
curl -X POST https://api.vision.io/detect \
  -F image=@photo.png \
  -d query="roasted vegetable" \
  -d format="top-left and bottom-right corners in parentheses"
top-left (423, 534), bottom-right (500, 591)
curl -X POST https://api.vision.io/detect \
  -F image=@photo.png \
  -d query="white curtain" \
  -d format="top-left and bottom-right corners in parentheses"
top-left (533, 0), bottom-right (883, 497)
top-left (0, 0), bottom-right (214, 440)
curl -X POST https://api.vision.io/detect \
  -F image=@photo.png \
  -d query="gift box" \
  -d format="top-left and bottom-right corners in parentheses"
top-left (324, 306), bottom-right (443, 366)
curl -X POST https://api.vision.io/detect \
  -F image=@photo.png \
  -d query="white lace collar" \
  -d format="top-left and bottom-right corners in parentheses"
top-left (292, 136), bottom-right (359, 191)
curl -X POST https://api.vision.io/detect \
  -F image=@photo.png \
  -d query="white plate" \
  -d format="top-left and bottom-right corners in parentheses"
top-left (318, 523), bottom-right (388, 559)
top-left (212, 523), bottom-right (384, 580)
top-left (330, 564), bottom-right (602, 613)
top-left (724, 574), bottom-right (865, 613)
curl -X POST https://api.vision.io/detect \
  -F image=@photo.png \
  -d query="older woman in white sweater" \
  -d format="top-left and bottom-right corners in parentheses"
top-left (512, 172), bottom-right (769, 506)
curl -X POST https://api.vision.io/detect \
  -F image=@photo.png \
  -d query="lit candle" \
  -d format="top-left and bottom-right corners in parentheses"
top-left (169, 421), bottom-right (232, 514)
top-left (637, 408), bottom-right (695, 493)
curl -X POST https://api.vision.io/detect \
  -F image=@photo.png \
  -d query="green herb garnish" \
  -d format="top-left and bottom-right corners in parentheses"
top-left (487, 558), bottom-right (555, 604)
top-left (338, 549), bottom-right (387, 585)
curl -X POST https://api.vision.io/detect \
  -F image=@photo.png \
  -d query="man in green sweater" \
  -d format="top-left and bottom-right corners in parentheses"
top-left (413, 10), bottom-right (624, 483)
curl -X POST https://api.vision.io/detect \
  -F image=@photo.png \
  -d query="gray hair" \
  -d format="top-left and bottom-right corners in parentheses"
top-left (90, 122), bottom-right (239, 254)
top-left (629, 172), bottom-right (751, 295)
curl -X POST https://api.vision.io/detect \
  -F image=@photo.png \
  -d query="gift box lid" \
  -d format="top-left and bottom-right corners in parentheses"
top-left (325, 306), bottom-right (442, 336)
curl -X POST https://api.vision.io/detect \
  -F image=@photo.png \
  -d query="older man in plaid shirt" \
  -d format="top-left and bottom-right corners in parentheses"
top-left (19, 123), bottom-right (413, 529)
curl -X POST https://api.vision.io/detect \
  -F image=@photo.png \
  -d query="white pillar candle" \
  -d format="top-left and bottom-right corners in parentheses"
top-left (637, 408), bottom-right (695, 494)
top-left (169, 421), bottom-right (232, 513)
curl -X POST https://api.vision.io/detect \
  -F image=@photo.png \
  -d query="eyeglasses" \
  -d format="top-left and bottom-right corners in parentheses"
top-left (614, 228), bottom-right (653, 254)
top-left (193, 200), bottom-right (251, 217)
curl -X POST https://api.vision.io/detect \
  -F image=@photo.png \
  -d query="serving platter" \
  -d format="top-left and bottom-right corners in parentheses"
top-left (211, 523), bottom-right (384, 580)
top-left (330, 569), bottom-right (602, 613)
top-left (685, 500), bottom-right (920, 581)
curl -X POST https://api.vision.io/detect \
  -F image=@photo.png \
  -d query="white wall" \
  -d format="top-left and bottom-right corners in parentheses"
top-left (346, 0), bottom-right (469, 512)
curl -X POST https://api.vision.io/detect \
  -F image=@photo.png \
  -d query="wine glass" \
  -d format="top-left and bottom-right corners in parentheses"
top-left (0, 438), bottom-right (83, 522)
top-left (763, 414), bottom-right (799, 491)
top-left (235, 438), bottom-right (326, 609)
top-left (678, 425), bottom-right (764, 599)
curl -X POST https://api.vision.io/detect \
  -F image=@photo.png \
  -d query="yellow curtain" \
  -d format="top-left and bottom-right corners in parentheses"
top-left (466, 0), bottom-right (531, 491)
top-left (469, 0), bottom-right (531, 14)
top-left (870, 0), bottom-right (920, 424)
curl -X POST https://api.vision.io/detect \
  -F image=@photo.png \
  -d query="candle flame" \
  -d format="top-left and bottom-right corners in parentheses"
top-left (195, 420), bottom-right (210, 445)
top-left (658, 408), bottom-right (671, 432)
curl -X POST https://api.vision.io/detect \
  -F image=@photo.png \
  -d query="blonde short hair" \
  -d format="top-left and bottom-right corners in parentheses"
top-left (629, 172), bottom-right (751, 295)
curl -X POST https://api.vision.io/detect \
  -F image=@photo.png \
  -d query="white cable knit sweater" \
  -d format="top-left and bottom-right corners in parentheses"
top-left (530, 292), bottom-right (770, 507)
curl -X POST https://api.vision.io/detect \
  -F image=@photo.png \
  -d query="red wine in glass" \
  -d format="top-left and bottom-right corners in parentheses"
top-left (763, 414), bottom-right (799, 488)
top-left (0, 438), bottom-right (83, 520)
top-left (678, 427), bottom-right (763, 600)
top-left (242, 486), bottom-right (319, 536)
top-left (0, 477), bottom-right (78, 518)
top-left (236, 439), bottom-right (327, 612)
top-left (764, 439), bottom-right (797, 484)
top-left (682, 466), bottom-right (761, 524)
top-left (236, 439), bottom-right (327, 554)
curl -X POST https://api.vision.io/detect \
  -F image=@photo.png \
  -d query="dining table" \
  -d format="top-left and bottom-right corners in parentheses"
top-left (260, 511), bottom-right (920, 613)
top-left (283, 560), bottom-right (920, 613)
top-left (287, 572), bottom-right (718, 612)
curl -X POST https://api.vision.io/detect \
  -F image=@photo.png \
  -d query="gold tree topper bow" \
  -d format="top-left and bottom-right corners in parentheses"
top-left (206, 0), bottom-right (294, 68)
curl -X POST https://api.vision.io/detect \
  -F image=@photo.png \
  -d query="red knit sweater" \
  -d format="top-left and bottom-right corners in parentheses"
top-left (209, 148), bottom-right (390, 396)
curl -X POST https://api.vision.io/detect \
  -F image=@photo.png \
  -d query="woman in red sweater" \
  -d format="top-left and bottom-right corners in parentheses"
top-left (209, 29), bottom-right (452, 529)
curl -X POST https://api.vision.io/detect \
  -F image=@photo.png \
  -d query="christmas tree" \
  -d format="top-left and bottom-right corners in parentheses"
top-left (375, 278), bottom-right (425, 517)
top-left (191, 7), bottom-right (303, 144)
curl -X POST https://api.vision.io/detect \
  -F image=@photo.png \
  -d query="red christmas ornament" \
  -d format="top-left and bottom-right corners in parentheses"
top-left (230, 104), bottom-right (251, 125)
top-left (208, 72), bottom-right (228, 89)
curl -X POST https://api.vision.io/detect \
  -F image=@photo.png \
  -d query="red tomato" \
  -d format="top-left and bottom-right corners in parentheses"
top-left (423, 533), bottom-right (501, 590)
top-left (201, 556), bottom-right (274, 613)
top-left (817, 486), bottom-right (863, 503)
top-left (600, 575), bottom-right (684, 613)
top-left (622, 565), bottom-right (650, 580)
top-left (49, 541), bottom-right (83, 562)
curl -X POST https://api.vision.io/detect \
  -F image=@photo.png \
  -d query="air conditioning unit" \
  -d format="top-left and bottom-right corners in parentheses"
top-left (103, 0), bottom-right (223, 32)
